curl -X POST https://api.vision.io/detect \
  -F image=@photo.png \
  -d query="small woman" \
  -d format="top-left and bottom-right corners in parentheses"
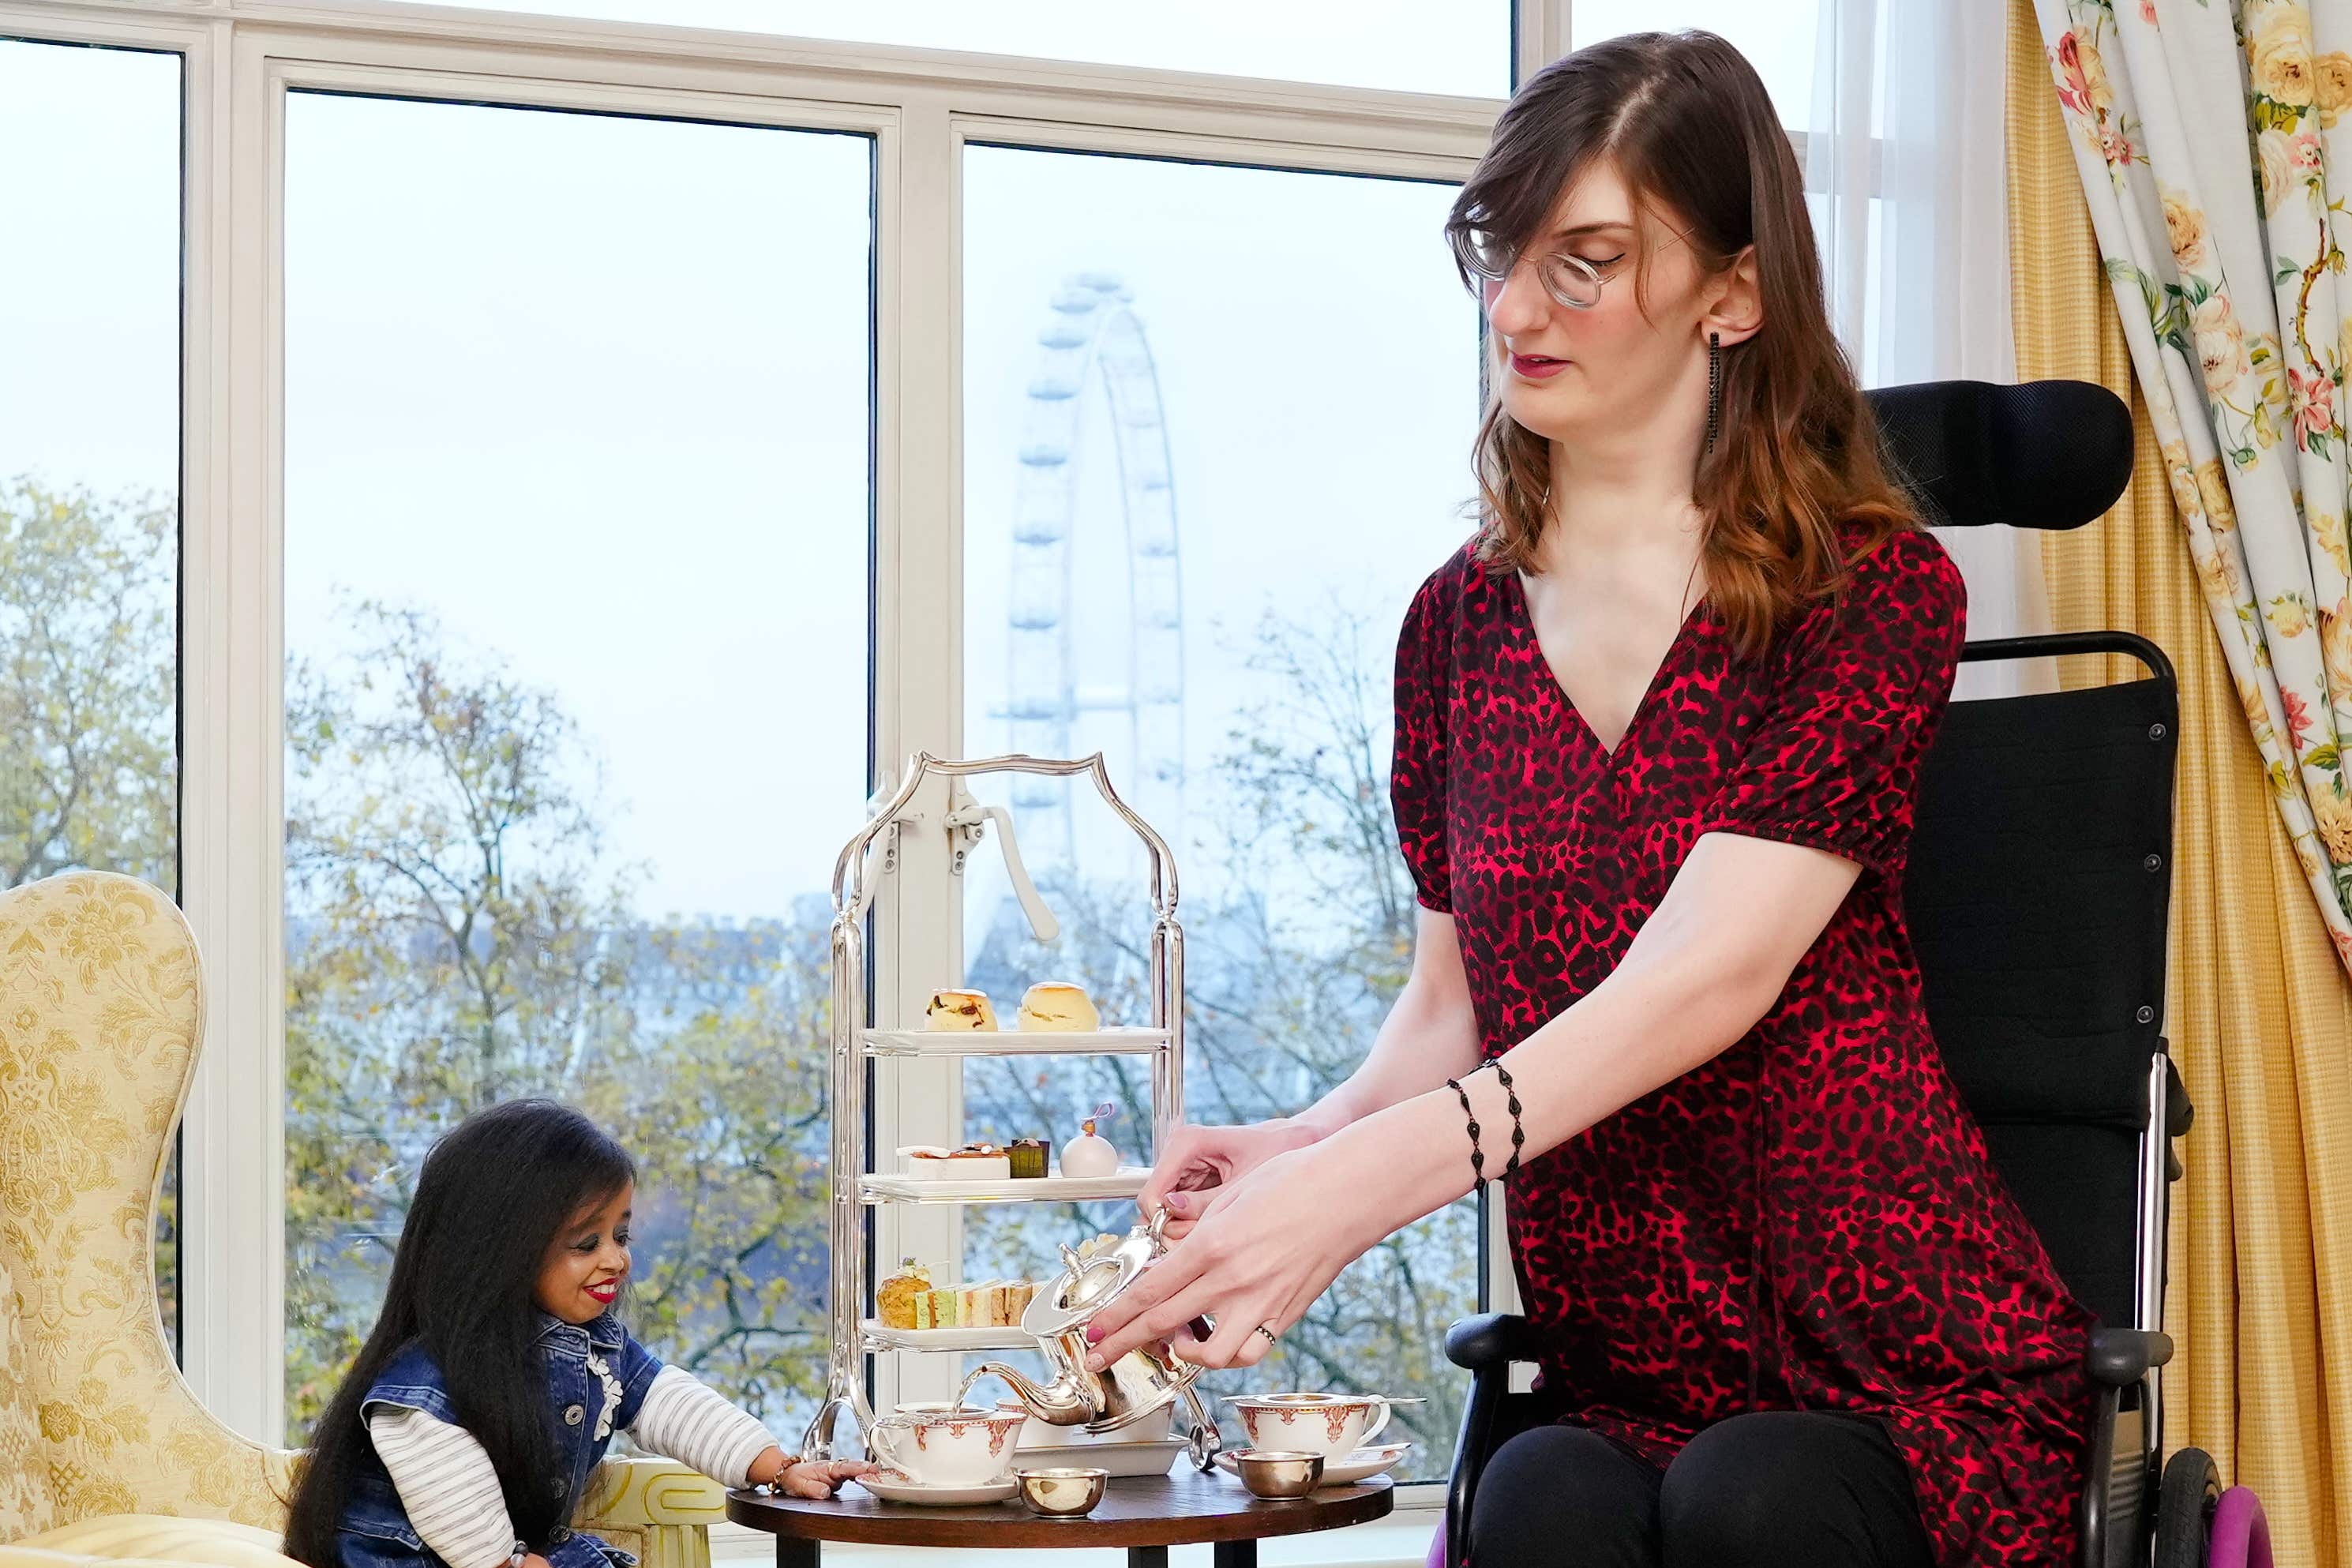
top-left (283, 1100), bottom-right (867, 1568)
top-left (1082, 31), bottom-right (2093, 1568)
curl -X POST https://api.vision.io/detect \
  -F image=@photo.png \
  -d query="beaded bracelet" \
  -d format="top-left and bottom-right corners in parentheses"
top-left (1476, 1060), bottom-right (1527, 1179)
top-left (1443, 1075), bottom-right (1485, 1184)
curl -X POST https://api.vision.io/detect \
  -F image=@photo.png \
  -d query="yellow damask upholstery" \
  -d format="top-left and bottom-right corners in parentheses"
top-left (0, 1547), bottom-right (212, 1568)
top-left (17, 1518), bottom-right (295, 1568)
top-left (0, 872), bottom-right (716, 1568)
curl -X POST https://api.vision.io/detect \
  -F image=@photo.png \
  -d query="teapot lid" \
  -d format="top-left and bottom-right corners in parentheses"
top-left (1021, 1212), bottom-right (1167, 1336)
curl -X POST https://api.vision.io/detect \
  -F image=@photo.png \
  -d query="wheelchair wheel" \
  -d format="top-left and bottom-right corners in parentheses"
top-left (2152, 1447), bottom-right (2219, 1568)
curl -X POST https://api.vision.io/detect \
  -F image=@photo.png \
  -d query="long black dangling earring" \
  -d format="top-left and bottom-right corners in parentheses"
top-left (1706, 331), bottom-right (1723, 453)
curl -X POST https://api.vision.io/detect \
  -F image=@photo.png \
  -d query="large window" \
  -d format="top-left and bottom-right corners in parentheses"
top-left (279, 91), bottom-right (872, 1442)
top-left (0, 34), bottom-right (183, 1351)
top-left (956, 145), bottom-right (1484, 1472)
top-left (2, 0), bottom-right (1547, 1494)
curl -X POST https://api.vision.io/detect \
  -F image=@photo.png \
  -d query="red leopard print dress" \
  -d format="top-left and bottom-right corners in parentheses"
top-left (1391, 527), bottom-right (2095, 1567)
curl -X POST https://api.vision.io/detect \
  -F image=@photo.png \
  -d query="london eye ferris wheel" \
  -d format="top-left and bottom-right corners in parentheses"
top-left (992, 271), bottom-right (1186, 874)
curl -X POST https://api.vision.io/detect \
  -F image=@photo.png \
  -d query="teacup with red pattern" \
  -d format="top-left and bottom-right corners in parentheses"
top-left (1222, 1392), bottom-right (1391, 1462)
top-left (868, 1402), bottom-right (1026, 1488)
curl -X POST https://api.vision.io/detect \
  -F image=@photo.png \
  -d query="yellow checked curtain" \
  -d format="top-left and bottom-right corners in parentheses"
top-left (2005, 4), bottom-right (2352, 1564)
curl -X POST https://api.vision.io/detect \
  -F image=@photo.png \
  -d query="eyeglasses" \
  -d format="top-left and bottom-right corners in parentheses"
top-left (1453, 230), bottom-right (1608, 313)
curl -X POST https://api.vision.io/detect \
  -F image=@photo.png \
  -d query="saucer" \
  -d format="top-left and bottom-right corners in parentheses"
top-left (1215, 1441), bottom-right (1412, 1487)
top-left (852, 1472), bottom-right (1019, 1506)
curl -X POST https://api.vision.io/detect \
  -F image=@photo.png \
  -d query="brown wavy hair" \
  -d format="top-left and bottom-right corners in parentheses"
top-left (1446, 31), bottom-right (1917, 658)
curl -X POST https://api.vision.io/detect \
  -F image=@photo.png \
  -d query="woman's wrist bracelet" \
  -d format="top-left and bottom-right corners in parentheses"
top-left (1475, 1060), bottom-right (1527, 1178)
top-left (1446, 1062), bottom-right (1526, 1186)
top-left (1443, 1075), bottom-right (1486, 1184)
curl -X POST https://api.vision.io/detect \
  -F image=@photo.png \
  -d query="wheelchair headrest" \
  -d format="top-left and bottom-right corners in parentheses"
top-left (1864, 379), bottom-right (2133, 531)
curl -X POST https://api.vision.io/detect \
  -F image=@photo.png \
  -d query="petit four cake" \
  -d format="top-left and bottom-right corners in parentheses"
top-left (1059, 1104), bottom-right (1120, 1179)
top-left (1016, 981), bottom-right (1100, 1032)
top-left (925, 988), bottom-right (997, 1030)
top-left (1007, 1136), bottom-right (1051, 1179)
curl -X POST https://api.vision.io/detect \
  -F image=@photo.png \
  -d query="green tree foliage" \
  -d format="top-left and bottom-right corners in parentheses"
top-left (281, 602), bottom-right (831, 1439)
top-left (0, 480), bottom-right (175, 888)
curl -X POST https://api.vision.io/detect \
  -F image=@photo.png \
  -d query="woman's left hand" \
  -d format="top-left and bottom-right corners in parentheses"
top-left (1082, 1142), bottom-right (1386, 1371)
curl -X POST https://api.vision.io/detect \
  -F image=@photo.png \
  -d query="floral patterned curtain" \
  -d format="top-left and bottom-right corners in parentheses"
top-left (2034, 0), bottom-right (2352, 970)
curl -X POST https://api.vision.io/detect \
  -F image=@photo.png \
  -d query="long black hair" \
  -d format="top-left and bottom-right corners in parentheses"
top-left (283, 1099), bottom-right (637, 1568)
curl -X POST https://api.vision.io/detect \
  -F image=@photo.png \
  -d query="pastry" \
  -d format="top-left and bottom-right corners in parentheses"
top-left (1007, 1137), bottom-right (1051, 1179)
top-left (877, 1259), bottom-right (930, 1330)
top-left (1060, 1108), bottom-right (1120, 1179)
top-left (1016, 981), bottom-right (1101, 1032)
top-left (941, 1142), bottom-right (1011, 1181)
top-left (925, 988), bottom-right (997, 1030)
top-left (898, 1144), bottom-right (951, 1178)
top-left (903, 1147), bottom-right (958, 1181)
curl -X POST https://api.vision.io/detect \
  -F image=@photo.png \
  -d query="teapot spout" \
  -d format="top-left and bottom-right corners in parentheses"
top-left (962, 1361), bottom-right (1097, 1427)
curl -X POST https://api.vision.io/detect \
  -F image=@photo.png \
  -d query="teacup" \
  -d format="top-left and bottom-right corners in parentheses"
top-left (867, 1402), bottom-right (1027, 1488)
top-left (1222, 1392), bottom-right (1390, 1461)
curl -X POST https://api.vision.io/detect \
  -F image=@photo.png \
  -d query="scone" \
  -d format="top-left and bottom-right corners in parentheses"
top-left (877, 1260), bottom-right (930, 1330)
top-left (925, 987), bottom-right (997, 1030)
top-left (1016, 981), bottom-right (1100, 1032)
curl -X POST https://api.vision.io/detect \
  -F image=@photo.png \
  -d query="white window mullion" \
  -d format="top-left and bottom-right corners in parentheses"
top-left (870, 89), bottom-right (966, 1414)
top-left (1519, 0), bottom-right (1569, 85)
top-left (179, 17), bottom-right (288, 1447)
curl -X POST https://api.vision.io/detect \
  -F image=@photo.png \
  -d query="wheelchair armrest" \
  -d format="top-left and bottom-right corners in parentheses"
top-left (1445, 1312), bottom-right (1543, 1373)
top-left (2084, 1325), bottom-right (2174, 1387)
top-left (1443, 1315), bottom-right (1541, 1568)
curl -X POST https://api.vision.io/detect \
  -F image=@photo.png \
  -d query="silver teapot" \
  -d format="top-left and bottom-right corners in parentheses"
top-left (958, 1209), bottom-right (1222, 1470)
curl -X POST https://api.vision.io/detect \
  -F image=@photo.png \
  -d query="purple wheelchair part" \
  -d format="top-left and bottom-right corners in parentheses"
top-left (2207, 1487), bottom-right (2271, 1568)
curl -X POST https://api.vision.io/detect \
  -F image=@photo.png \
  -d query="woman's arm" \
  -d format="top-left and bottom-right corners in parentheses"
top-left (1086, 828), bottom-right (1862, 1369)
top-left (1137, 906), bottom-right (1480, 1227)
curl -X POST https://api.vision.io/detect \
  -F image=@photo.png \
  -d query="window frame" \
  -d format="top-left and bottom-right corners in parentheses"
top-left (0, 0), bottom-right (1555, 1509)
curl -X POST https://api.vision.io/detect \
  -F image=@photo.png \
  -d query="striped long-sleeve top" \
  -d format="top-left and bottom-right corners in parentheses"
top-left (366, 1353), bottom-right (774, 1568)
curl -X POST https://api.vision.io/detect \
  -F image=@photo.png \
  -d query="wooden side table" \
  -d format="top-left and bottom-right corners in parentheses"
top-left (726, 1469), bottom-right (1395, 1567)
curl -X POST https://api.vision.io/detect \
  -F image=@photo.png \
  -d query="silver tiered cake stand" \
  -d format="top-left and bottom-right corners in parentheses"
top-left (798, 751), bottom-right (1186, 1461)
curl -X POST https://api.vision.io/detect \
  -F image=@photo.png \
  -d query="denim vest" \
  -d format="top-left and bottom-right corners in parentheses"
top-left (338, 1311), bottom-right (662, 1568)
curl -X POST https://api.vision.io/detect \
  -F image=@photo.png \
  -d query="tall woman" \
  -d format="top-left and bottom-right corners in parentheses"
top-left (1082, 32), bottom-right (2094, 1568)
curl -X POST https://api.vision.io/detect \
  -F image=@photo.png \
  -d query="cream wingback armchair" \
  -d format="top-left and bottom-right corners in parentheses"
top-left (0, 872), bottom-right (727, 1568)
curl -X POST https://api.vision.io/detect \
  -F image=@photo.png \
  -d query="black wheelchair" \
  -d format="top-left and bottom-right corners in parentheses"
top-left (1438, 380), bottom-right (2273, 1568)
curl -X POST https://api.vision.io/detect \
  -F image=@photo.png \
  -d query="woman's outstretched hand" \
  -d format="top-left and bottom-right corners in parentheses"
top-left (1136, 1118), bottom-right (1322, 1239)
top-left (1091, 1141), bottom-right (1386, 1371)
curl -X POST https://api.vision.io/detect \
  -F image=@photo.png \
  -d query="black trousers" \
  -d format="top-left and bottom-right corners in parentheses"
top-left (1465, 1411), bottom-right (1938, 1568)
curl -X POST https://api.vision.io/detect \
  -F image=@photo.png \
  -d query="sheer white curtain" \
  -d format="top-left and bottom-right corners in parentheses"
top-left (1805, 0), bottom-right (2053, 695)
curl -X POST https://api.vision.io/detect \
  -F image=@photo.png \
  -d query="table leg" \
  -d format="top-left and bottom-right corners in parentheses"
top-left (1125, 1550), bottom-right (1169, 1568)
top-left (1210, 1544), bottom-right (1257, 1568)
top-left (775, 1539), bottom-right (819, 1568)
